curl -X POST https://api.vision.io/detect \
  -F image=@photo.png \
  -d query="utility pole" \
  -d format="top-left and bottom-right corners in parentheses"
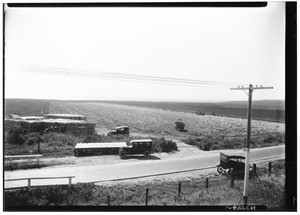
top-left (230, 84), bottom-right (273, 205)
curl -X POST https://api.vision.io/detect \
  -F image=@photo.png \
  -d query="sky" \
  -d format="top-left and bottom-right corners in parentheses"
top-left (4, 2), bottom-right (285, 102)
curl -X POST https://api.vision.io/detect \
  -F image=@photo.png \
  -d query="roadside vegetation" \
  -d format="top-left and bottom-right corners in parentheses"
top-left (4, 160), bottom-right (285, 208)
top-left (4, 125), bottom-right (178, 158)
top-left (182, 132), bottom-right (285, 151)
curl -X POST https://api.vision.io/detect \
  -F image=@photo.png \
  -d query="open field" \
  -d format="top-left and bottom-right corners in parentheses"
top-left (94, 100), bottom-right (285, 122)
top-left (5, 99), bottom-right (285, 122)
top-left (49, 101), bottom-right (285, 141)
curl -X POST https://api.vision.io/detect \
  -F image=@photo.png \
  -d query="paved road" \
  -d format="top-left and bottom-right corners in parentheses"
top-left (5, 145), bottom-right (285, 189)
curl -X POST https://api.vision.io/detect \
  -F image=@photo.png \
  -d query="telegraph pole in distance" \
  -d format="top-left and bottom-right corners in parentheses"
top-left (230, 84), bottom-right (273, 205)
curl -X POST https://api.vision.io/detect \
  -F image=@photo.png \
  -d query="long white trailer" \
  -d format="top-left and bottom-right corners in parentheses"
top-left (74, 142), bottom-right (129, 156)
top-left (74, 139), bottom-right (153, 157)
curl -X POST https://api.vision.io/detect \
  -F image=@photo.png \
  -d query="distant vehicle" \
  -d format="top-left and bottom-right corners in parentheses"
top-left (175, 119), bottom-right (185, 132)
top-left (118, 139), bottom-right (153, 159)
top-left (107, 126), bottom-right (129, 136)
top-left (217, 152), bottom-right (252, 178)
top-left (195, 111), bottom-right (205, 115)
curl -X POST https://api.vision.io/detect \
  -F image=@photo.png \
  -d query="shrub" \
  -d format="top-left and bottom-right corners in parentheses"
top-left (153, 138), bottom-right (178, 153)
top-left (83, 133), bottom-right (103, 143)
top-left (42, 132), bottom-right (81, 147)
top-left (263, 132), bottom-right (285, 144)
top-left (263, 133), bottom-right (277, 143)
top-left (24, 132), bottom-right (42, 146)
top-left (6, 125), bottom-right (26, 144)
top-left (201, 141), bottom-right (213, 151)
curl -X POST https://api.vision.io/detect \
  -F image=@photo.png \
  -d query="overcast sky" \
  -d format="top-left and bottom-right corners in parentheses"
top-left (4, 2), bottom-right (285, 101)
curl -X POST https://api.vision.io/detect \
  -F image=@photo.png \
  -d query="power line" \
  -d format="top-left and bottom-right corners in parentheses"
top-left (22, 66), bottom-right (240, 88)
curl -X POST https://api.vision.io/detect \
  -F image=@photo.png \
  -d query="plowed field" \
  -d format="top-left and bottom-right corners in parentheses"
top-left (49, 101), bottom-right (285, 140)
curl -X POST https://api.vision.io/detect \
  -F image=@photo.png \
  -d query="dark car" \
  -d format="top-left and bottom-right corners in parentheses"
top-left (217, 152), bottom-right (252, 178)
top-left (118, 139), bottom-right (152, 159)
top-left (107, 126), bottom-right (130, 136)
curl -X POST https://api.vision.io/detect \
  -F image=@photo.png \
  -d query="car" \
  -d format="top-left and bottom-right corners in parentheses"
top-left (217, 152), bottom-right (252, 178)
top-left (107, 126), bottom-right (129, 136)
top-left (118, 139), bottom-right (153, 159)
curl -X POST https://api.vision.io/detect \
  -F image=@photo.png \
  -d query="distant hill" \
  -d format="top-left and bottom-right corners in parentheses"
top-left (218, 100), bottom-right (285, 110)
top-left (5, 98), bottom-right (51, 116)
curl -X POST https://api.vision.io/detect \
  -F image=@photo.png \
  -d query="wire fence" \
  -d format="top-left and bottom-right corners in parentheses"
top-left (5, 159), bottom-right (283, 207)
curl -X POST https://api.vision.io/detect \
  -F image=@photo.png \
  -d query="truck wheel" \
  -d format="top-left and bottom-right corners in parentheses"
top-left (119, 151), bottom-right (127, 159)
top-left (217, 165), bottom-right (224, 174)
top-left (144, 151), bottom-right (151, 158)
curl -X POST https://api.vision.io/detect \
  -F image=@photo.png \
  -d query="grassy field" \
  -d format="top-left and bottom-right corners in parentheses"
top-left (49, 101), bottom-right (285, 142)
top-left (5, 99), bottom-right (285, 122)
top-left (4, 159), bottom-right (285, 209)
top-left (96, 100), bottom-right (285, 122)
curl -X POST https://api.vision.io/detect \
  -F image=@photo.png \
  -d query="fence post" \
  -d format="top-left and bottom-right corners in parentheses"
top-left (38, 142), bottom-right (41, 154)
top-left (69, 177), bottom-right (72, 187)
top-left (10, 158), bottom-right (13, 171)
top-left (37, 157), bottom-right (40, 169)
top-left (253, 163), bottom-right (257, 176)
top-left (269, 162), bottom-right (272, 175)
top-left (178, 182), bottom-right (182, 197)
top-left (206, 178), bottom-right (209, 189)
top-left (28, 178), bottom-right (31, 191)
top-left (230, 168), bottom-right (234, 187)
top-left (107, 195), bottom-right (110, 206)
top-left (145, 188), bottom-right (149, 206)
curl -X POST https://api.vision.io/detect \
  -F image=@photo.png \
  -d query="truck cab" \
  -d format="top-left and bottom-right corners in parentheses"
top-left (119, 139), bottom-right (153, 159)
top-left (107, 126), bottom-right (130, 136)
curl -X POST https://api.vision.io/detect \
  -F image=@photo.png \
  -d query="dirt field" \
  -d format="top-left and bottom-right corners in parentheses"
top-left (49, 101), bottom-right (285, 139)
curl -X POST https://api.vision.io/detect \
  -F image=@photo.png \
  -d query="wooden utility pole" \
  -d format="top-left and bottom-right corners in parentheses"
top-left (230, 84), bottom-right (273, 205)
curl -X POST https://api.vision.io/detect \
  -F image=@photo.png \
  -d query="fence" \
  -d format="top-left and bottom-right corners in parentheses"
top-left (5, 176), bottom-right (75, 191)
top-left (4, 159), bottom-right (283, 206)
top-left (101, 160), bottom-right (281, 206)
top-left (5, 155), bottom-right (42, 171)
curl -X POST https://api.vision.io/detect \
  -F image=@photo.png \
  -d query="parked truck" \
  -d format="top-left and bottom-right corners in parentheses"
top-left (107, 126), bottom-right (129, 136)
top-left (74, 139), bottom-right (153, 159)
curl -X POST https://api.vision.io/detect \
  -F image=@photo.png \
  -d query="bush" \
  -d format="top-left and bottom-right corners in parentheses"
top-left (263, 133), bottom-right (285, 143)
top-left (153, 138), bottom-right (178, 153)
top-left (6, 125), bottom-right (26, 144)
top-left (42, 132), bottom-right (81, 147)
top-left (24, 132), bottom-right (42, 146)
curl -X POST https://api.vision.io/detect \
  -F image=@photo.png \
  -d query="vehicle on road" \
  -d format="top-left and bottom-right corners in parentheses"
top-left (217, 152), bottom-right (252, 178)
top-left (107, 126), bottom-right (130, 136)
top-left (118, 139), bottom-right (153, 159)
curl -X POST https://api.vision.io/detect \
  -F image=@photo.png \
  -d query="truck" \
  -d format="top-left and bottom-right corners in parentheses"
top-left (118, 139), bottom-right (153, 159)
top-left (107, 126), bottom-right (129, 136)
top-left (74, 139), bottom-right (153, 159)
